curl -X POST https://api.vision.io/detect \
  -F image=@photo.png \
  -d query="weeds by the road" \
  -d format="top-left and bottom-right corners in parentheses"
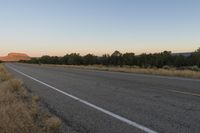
top-left (40, 64), bottom-right (200, 78)
top-left (0, 65), bottom-right (62, 133)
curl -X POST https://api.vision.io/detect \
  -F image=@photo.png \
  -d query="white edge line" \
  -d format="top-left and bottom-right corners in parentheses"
top-left (7, 65), bottom-right (158, 133)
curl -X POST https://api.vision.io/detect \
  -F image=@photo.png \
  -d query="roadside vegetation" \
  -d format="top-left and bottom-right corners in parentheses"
top-left (39, 64), bottom-right (200, 78)
top-left (0, 64), bottom-right (62, 133)
top-left (21, 48), bottom-right (200, 68)
top-left (20, 48), bottom-right (200, 78)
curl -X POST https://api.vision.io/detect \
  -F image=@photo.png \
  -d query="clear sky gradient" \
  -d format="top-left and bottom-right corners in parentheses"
top-left (0, 0), bottom-right (200, 56)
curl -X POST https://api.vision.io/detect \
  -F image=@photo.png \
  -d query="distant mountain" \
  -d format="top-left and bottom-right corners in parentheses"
top-left (0, 53), bottom-right (31, 62)
top-left (172, 52), bottom-right (193, 57)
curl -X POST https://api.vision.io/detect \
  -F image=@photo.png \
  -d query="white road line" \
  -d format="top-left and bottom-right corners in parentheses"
top-left (7, 65), bottom-right (158, 133)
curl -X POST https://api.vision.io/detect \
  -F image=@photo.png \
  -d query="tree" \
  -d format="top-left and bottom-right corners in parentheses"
top-left (173, 55), bottom-right (186, 67)
top-left (61, 54), bottom-right (69, 64)
top-left (123, 53), bottom-right (135, 65)
top-left (110, 51), bottom-right (123, 66)
top-left (195, 47), bottom-right (200, 53)
top-left (39, 56), bottom-right (51, 64)
top-left (100, 54), bottom-right (110, 65)
top-left (154, 51), bottom-right (172, 68)
top-left (39, 55), bottom-right (60, 64)
top-left (83, 54), bottom-right (98, 65)
top-left (67, 53), bottom-right (82, 65)
top-left (28, 58), bottom-right (39, 64)
top-left (137, 53), bottom-right (147, 67)
top-left (190, 47), bottom-right (200, 67)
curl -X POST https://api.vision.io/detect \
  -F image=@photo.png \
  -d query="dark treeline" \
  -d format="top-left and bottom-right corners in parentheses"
top-left (21, 48), bottom-right (200, 69)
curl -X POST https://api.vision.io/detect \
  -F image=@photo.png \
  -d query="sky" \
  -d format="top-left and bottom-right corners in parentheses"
top-left (0, 0), bottom-right (200, 57)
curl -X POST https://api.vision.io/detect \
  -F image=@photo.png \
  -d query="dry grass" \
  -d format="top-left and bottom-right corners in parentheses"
top-left (88, 66), bottom-right (200, 78)
top-left (0, 65), bottom-right (12, 81)
top-left (44, 115), bottom-right (62, 130)
top-left (39, 64), bottom-right (200, 78)
top-left (0, 64), bottom-right (62, 133)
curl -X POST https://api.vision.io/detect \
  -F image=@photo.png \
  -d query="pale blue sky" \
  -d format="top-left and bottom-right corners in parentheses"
top-left (0, 0), bottom-right (200, 56)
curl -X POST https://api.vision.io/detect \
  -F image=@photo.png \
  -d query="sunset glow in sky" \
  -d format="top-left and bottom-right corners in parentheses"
top-left (0, 0), bottom-right (200, 56)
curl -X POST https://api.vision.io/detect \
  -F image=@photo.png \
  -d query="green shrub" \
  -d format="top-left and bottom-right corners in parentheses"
top-left (189, 66), bottom-right (200, 71)
top-left (163, 65), bottom-right (171, 70)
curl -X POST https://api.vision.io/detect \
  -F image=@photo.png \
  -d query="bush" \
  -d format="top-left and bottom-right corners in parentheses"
top-left (187, 66), bottom-right (200, 71)
top-left (162, 65), bottom-right (171, 70)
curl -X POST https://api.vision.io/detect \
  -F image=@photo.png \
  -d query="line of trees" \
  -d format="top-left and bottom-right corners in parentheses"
top-left (21, 48), bottom-right (200, 69)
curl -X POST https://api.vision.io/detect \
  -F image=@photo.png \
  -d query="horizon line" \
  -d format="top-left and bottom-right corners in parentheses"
top-left (0, 50), bottom-right (195, 57)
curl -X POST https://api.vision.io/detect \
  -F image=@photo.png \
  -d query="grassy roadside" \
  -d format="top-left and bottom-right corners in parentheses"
top-left (38, 64), bottom-right (200, 78)
top-left (0, 64), bottom-right (62, 133)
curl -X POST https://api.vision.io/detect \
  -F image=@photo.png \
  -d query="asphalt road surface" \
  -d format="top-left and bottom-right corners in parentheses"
top-left (5, 63), bottom-right (200, 133)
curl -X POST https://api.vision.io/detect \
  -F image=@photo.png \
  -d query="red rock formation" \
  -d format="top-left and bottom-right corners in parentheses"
top-left (0, 53), bottom-right (31, 62)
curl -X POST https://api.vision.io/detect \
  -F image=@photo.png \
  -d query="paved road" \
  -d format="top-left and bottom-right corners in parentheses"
top-left (5, 63), bottom-right (200, 133)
